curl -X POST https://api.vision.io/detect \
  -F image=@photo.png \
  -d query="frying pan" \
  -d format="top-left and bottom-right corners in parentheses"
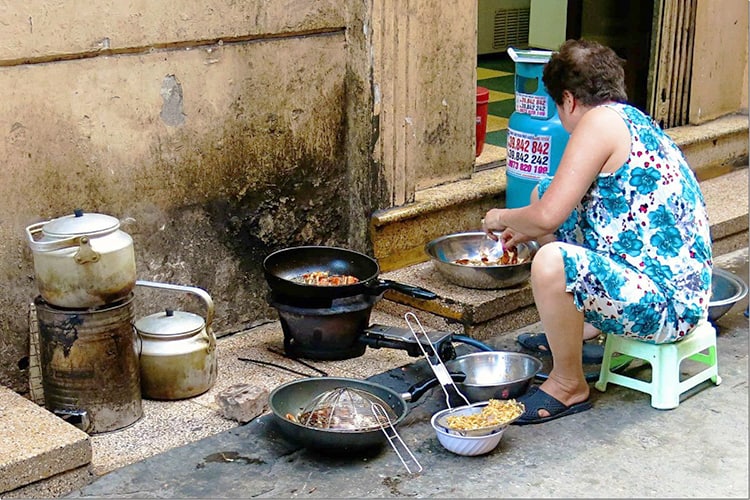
top-left (408, 351), bottom-right (542, 403)
top-left (268, 376), bottom-right (438, 452)
top-left (263, 246), bottom-right (437, 301)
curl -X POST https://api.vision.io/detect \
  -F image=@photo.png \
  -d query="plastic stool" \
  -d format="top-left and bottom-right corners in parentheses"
top-left (594, 321), bottom-right (721, 409)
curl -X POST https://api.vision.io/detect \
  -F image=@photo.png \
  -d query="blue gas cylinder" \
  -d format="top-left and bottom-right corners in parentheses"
top-left (505, 48), bottom-right (570, 208)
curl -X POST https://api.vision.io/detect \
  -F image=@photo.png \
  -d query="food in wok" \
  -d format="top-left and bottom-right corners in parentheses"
top-left (285, 386), bottom-right (397, 432)
top-left (286, 405), bottom-right (391, 431)
top-left (296, 271), bottom-right (360, 286)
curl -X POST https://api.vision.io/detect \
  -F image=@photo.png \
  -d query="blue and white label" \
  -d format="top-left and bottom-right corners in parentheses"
top-left (515, 92), bottom-right (548, 118)
top-left (506, 129), bottom-right (552, 180)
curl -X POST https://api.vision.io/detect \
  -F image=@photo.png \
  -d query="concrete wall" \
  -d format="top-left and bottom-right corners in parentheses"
top-left (0, 0), bottom-right (477, 394)
top-left (0, 1), bottom-right (370, 392)
top-left (690, 0), bottom-right (749, 123)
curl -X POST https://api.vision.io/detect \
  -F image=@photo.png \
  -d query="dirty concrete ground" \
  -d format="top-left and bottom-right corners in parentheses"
top-left (67, 249), bottom-right (749, 499)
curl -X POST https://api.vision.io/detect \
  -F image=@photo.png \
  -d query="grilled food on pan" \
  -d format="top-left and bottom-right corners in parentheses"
top-left (297, 271), bottom-right (360, 286)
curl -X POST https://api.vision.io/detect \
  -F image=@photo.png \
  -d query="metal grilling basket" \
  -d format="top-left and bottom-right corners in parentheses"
top-left (295, 386), bottom-right (396, 432)
top-left (293, 385), bottom-right (422, 473)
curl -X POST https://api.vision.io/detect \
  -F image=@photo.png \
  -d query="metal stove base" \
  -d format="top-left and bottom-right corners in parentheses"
top-left (281, 324), bottom-right (457, 362)
top-left (283, 335), bottom-right (367, 360)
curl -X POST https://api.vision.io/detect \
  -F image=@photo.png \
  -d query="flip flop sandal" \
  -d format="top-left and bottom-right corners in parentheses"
top-left (513, 386), bottom-right (592, 425)
top-left (517, 332), bottom-right (605, 364)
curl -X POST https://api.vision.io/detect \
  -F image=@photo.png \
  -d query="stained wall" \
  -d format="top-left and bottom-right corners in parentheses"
top-left (0, 1), bottom-right (362, 392)
top-left (0, 1), bottom-right (477, 393)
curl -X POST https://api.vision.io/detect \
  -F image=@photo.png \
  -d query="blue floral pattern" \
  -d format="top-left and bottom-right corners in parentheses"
top-left (537, 103), bottom-right (712, 344)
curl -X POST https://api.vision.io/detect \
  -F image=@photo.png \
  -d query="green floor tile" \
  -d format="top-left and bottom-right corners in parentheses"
top-left (485, 129), bottom-right (508, 148)
top-left (477, 54), bottom-right (515, 73)
top-left (478, 75), bottom-right (515, 94)
top-left (478, 52), bottom-right (515, 143)
top-left (488, 99), bottom-right (516, 118)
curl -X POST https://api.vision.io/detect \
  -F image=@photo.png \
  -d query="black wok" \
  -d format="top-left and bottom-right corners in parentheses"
top-left (263, 246), bottom-right (437, 301)
top-left (268, 376), bottom-right (437, 452)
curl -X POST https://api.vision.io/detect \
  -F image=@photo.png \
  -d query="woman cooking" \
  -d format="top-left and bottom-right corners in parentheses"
top-left (482, 39), bottom-right (713, 424)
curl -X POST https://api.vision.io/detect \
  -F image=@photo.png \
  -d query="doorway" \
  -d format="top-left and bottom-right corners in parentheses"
top-left (476, 0), bottom-right (654, 153)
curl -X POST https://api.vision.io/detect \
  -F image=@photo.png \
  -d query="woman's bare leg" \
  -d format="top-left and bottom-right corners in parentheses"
top-left (583, 323), bottom-right (602, 341)
top-left (533, 235), bottom-right (601, 341)
top-left (528, 243), bottom-right (590, 415)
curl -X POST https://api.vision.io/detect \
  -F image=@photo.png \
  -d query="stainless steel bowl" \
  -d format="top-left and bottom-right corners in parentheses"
top-left (708, 267), bottom-right (748, 322)
top-left (444, 351), bottom-right (542, 402)
top-left (425, 231), bottom-right (539, 289)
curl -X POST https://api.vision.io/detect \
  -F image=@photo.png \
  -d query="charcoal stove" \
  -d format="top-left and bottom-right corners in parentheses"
top-left (267, 292), bottom-right (490, 362)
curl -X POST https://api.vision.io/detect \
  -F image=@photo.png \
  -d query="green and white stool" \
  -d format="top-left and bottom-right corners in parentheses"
top-left (594, 321), bottom-right (721, 410)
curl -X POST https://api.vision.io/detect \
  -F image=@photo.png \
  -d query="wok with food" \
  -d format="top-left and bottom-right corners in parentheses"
top-left (425, 232), bottom-right (539, 289)
top-left (263, 245), bottom-right (437, 301)
top-left (268, 376), bottom-right (435, 452)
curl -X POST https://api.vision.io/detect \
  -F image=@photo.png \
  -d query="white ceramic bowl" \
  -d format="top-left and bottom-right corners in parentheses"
top-left (430, 412), bottom-right (506, 456)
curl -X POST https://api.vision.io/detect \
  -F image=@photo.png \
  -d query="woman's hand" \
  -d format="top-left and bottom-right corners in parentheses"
top-left (482, 208), bottom-right (506, 241)
top-left (482, 208), bottom-right (533, 247)
top-left (500, 228), bottom-right (533, 248)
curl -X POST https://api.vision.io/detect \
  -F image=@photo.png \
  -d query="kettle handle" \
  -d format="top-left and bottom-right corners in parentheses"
top-left (25, 219), bottom-right (119, 252)
top-left (25, 221), bottom-right (83, 252)
top-left (134, 280), bottom-right (215, 345)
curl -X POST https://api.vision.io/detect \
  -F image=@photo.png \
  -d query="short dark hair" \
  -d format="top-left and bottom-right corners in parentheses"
top-left (542, 39), bottom-right (628, 106)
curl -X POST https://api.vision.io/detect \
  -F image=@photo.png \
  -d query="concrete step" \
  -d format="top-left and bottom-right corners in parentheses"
top-left (376, 166), bottom-right (749, 341)
top-left (0, 385), bottom-right (93, 497)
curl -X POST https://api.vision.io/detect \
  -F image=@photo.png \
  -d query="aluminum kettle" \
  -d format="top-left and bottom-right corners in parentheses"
top-left (134, 280), bottom-right (217, 400)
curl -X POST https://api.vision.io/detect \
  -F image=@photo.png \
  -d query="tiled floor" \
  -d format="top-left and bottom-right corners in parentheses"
top-left (477, 52), bottom-right (515, 149)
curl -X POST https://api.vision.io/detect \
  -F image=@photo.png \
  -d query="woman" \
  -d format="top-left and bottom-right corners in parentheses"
top-left (482, 39), bottom-right (713, 424)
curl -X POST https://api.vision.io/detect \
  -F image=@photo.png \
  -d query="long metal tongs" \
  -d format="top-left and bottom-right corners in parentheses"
top-left (371, 402), bottom-right (423, 474)
top-left (404, 312), bottom-right (471, 409)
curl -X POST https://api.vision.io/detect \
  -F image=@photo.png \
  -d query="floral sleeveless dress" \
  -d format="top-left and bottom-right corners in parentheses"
top-left (536, 103), bottom-right (713, 344)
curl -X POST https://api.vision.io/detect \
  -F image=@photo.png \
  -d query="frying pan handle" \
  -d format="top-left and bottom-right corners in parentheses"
top-left (402, 372), bottom-right (466, 402)
top-left (376, 279), bottom-right (438, 300)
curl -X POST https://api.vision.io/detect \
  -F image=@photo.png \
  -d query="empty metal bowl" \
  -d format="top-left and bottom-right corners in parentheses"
top-left (708, 267), bottom-right (748, 322)
top-left (425, 231), bottom-right (539, 289)
top-left (444, 351), bottom-right (542, 402)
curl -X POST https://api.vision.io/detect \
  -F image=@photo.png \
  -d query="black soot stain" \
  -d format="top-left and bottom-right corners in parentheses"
top-left (198, 451), bottom-right (266, 468)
